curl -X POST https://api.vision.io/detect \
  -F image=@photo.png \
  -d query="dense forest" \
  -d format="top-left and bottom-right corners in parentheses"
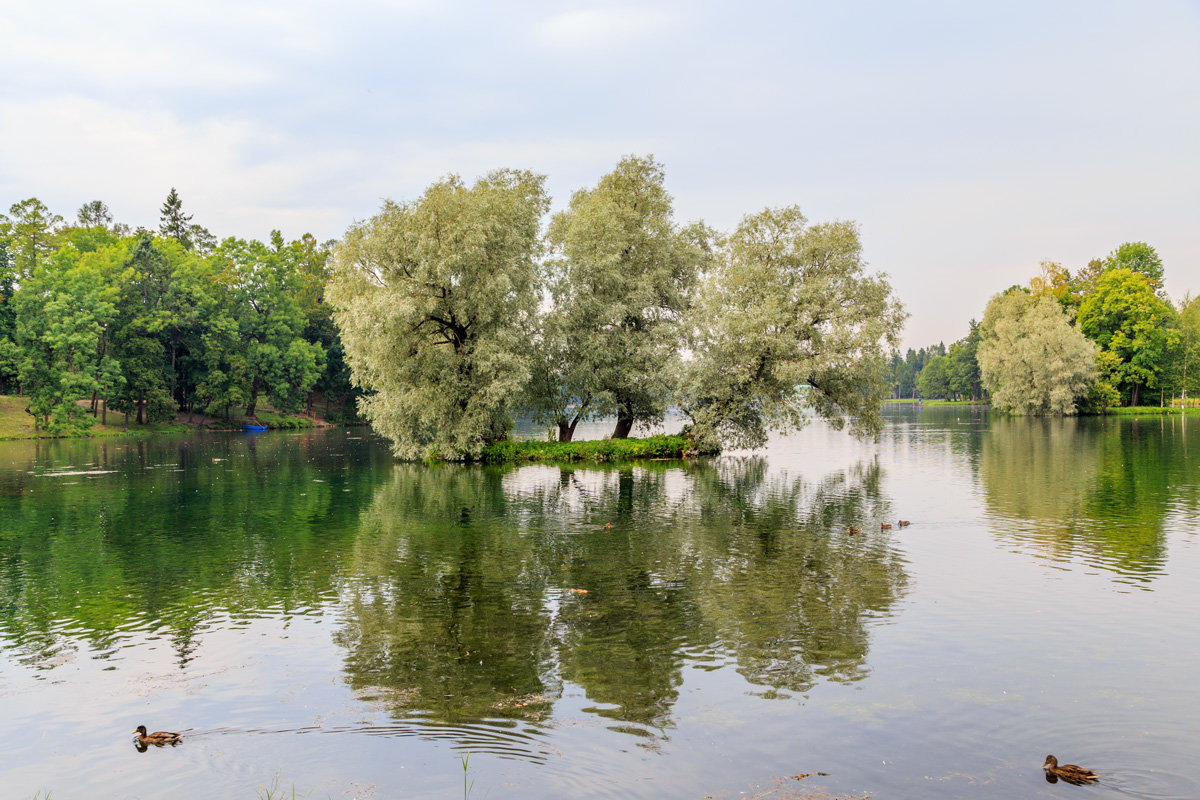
top-left (889, 246), bottom-right (1200, 412)
top-left (0, 191), bottom-right (356, 434)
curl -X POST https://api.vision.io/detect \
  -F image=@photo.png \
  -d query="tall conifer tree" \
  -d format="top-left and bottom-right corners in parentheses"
top-left (159, 187), bottom-right (194, 249)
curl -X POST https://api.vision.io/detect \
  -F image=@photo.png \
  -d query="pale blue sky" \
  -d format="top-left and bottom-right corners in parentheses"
top-left (2, 0), bottom-right (1197, 347)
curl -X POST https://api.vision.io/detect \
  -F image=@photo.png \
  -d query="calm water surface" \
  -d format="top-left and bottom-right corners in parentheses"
top-left (1, 407), bottom-right (1198, 799)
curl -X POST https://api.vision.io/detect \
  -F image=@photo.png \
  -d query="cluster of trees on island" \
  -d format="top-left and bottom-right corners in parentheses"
top-left (0, 191), bottom-right (355, 434)
top-left (889, 242), bottom-right (1199, 414)
top-left (327, 156), bottom-right (906, 458)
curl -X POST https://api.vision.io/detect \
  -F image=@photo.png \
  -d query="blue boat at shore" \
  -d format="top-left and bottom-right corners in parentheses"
top-left (241, 424), bottom-right (268, 431)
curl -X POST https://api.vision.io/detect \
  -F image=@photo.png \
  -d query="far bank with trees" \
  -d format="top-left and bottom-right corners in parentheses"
top-left (890, 243), bottom-right (1199, 415)
top-left (0, 192), bottom-right (357, 436)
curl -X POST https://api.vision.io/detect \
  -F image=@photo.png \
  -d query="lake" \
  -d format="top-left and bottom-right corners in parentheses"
top-left (1, 406), bottom-right (1197, 799)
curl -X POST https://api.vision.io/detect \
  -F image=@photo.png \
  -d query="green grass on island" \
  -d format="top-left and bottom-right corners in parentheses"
top-left (481, 434), bottom-right (715, 463)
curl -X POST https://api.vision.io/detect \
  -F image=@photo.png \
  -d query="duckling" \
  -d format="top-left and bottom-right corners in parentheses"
top-left (897, 520), bottom-right (911, 527)
top-left (1042, 755), bottom-right (1097, 784)
top-left (880, 523), bottom-right (892, 530)
top-left (133, 725), bottom-right (182, 746)
top-left (847, 526), bottom-right (861, 534)
top-left (603, 522), bottom-right (614, 530)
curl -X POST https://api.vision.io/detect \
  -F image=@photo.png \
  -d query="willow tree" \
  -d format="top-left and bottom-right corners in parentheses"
top-left (978, 290), bottom-right (1099, 415)
top-left (327, 169), bottom-right (548, 459)
top-left (680, 206), bottom-right (905, 450)
top-left (542, 156), bottom-right (712, 439)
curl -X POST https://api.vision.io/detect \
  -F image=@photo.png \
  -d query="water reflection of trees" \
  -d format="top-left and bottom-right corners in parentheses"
top-left (979, 415), bottom-right (1196, 581)
top-left (0, 431), bottom-right (388, 669)
top-left (0, 437), bottom-right (910, 739)
top-left (683, 459), bottom-right (903, 693)
top-left (335, 466), bottom-right (558, 723)
top-left (336, 457), bottom-right (907, 734)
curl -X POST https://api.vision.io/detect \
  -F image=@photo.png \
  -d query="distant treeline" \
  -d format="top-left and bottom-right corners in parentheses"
top-left (896, 243), bottom-right (1200, 413)
top-left (0, 191), bottom-right (358, 434)
top-left (888, 322), bottom-right (983, 402)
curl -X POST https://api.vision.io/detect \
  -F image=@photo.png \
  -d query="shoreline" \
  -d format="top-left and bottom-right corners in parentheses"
top-left (0, 394), bottom-right (325, 440)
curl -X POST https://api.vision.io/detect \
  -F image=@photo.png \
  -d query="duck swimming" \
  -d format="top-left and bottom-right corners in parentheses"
top-left (133, 725), bottom-right (182, 746)
top-left (1043, 755), bottom-right (1097, 784)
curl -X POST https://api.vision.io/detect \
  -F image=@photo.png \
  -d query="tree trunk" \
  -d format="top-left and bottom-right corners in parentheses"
top-left (612, 409), bottom-right (634, 439)
top-left (557, 420), bottom-right (577, 442)
top-left (137, 390), bottom-right (145, 425)
top-left (1131, 384), bottom-right (1141, 407)
top-left (101, 397), bottom-right (107, 426)
top-left (246, 380), bottom-right (259, 417)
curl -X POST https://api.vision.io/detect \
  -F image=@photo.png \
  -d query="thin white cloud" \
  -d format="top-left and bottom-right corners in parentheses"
top-left (534, 7), bottom-right (674, 50)
top-left (0, 91), bottom-right (655, 242)
top-left (0, 95), bottom-right (354, 236)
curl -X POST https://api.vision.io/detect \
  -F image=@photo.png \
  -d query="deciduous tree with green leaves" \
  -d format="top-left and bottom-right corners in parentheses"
top-left (0, 238), bottom-right (17, 392)
top-left (1028, 259), bottom-right (1079, 313)
top-left (978, 290), bottom-right (1098, 415)
top-left (918, 354), bottom-right (951, 399)
top-left (327, 169), bottom-right (548, 459)
top-left (947, 320), bottom-right (983, 401)
top-left (544, 156), bottom-right (712, 439)
top-left (193, 312), bottom-right (248, 419)
top-left (77, 200), bottom-right (114, 230)
top-left (680, 206), bottom-right (905, 450)
top-left (212, 236), bottom-right (325, 417)
top-left (1, 198), bottom-right (63, 278)
top-left (1170, 294), bottom-right (1200, 402)
top-left (1102, 241), bottom-right (1164, 291)
top-left (1076, 268), bottom-right (1175, 406)
top-left (14, 246), bottom-right (121, 433)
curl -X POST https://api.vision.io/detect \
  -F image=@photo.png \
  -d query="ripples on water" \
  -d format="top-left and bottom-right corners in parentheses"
top-left (0, 412), bottom-right (1198, 799)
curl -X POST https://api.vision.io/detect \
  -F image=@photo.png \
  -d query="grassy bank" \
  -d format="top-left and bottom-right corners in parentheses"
top-left (0, 395), bottom-right (317, 439)
top-left (481, 434), bottom-right (712, 463)
top-left (1104, 405), bottom-right (1200, 416)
